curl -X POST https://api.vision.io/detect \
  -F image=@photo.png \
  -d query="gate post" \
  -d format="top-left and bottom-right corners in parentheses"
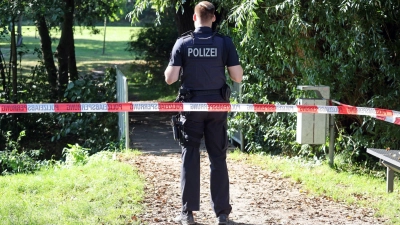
top-left (296, 85), bottom-right (334, 165)
top-left (116, 66), bottom-right (129, 150)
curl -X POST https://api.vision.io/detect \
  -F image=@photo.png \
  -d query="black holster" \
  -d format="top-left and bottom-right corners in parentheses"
top-left (174, 87), bottom-right (192, 103)
top-left (221, 83), bottom-right (231, 102)
top-left (171, 114), bottom-right (182, 143)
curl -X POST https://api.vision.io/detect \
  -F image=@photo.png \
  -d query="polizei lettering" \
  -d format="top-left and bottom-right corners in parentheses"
top-left (159, 103), bottom-right (182, 111)
top-left (230, 104), bottom-right (254, 112)
top-left (27, 104), bottom-right (55, 112)
top-left (187, 47), bottom-right (217, 58)
top-left (108, 104), bottom-right (122, 111)
top-left (231, 104), bottom-right (241, 111)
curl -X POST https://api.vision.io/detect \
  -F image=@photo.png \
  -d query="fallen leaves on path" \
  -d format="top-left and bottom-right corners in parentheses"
top-left (123, 152), bottom-right (387, 225)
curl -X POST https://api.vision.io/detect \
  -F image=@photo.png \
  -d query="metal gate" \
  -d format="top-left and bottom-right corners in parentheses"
top-left (116, 66), bottom-right (129, 150)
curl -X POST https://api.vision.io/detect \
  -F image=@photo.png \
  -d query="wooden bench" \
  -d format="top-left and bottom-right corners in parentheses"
top-left (367, 148), bottom-right (400, 193)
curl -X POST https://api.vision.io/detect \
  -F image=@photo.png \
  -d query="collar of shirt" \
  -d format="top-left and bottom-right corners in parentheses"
top-left (194, 27), bottom-right (213, 34)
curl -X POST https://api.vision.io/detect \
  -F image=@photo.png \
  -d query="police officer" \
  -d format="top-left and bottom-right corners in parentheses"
top-left (164, 1), bottom-right (243, 225)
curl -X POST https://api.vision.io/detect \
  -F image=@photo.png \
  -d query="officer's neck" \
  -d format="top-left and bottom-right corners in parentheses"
top-left (194, 20), bottom-right (212, 28)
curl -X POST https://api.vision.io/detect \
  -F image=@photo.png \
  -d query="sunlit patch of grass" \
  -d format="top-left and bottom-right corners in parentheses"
top-left (0, 151), bottom-right (144, 225)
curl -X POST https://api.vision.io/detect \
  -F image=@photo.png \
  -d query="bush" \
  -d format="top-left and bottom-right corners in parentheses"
top-left (52, 67), bottom-right (120, 154)
top-left (126, 7), bottom-right (178, 95)
top-left (127, 9), bottom-right (177, 62)
top-left (62, 143), bottom-right (90, 167)
top-left (0, 131), bottom-right (44, 175)
top-left (1, 63), bottom-right (121, 170)
top-left (221, 0), bottom-right (400, 167)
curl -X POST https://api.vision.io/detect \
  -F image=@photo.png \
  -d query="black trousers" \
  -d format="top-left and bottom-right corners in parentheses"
top-left (179, 95), bottom-right (232, 217)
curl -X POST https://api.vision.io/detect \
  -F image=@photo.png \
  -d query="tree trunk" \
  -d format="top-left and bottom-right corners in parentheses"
top-left (68, 37), bottom-right (78, 81)
top-left (0, 49), bottom-right (8, 100)
top-left (174, 1), bottom-right (195, 35)
top-left (36, 15), bottom-right (58, 102)
top-left (56, 0), bottom-right (75, 101)
top-left (67, 0), bottom-right (77, 81)
top-left (17, 14), bottom-right (23, 47)
top-left (10, 19), bottom-right (18, 103)
top-left (56, 38), bottom-right (69, 101)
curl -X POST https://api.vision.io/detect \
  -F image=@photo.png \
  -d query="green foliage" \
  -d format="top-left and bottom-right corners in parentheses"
top-left (127, 0), bottom-right (184, 24)
top-left (74, 0), bottom-right (125, 25)
top-left (53, 67), bottom-right (120, 153)
top-left (0, 49), bottom-right (69, 159)
top-left (0, 131), bottom-right (44, 175)
top-left (0, 49), bottom-right (62, 151)
top-left (62, 143), bottom-right (90, 166)
top-left (0, 26), bottom-right (142, 173)
top-left (126, 8), bottom-right (179, 99)
top-left (220, 0), bottom-right (400, 165)
top-left (0, 60), bottom-right (121, 170)
top-left (127, 7), bottom-right (178, 62)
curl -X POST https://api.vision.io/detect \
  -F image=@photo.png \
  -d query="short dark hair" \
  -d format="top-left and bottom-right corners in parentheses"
top-left (195, 1), bottom-right (215, 21)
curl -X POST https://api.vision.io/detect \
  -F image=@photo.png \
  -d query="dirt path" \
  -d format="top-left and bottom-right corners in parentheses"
top-left (126, 112), bottom-right (388, 225)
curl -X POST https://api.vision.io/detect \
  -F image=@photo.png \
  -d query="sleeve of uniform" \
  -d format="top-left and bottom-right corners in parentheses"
top-left (225, 37), bottom-right (240, 67)
top-left (168, 38), bottom-right (183, 67)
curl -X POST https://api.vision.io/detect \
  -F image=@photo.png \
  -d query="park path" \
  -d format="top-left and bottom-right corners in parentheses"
top-left (126, 112), bottom-right (388, 225)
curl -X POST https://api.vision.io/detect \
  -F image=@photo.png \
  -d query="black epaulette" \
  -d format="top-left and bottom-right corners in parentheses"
top-left (180, 30), bottom-right (194, 39)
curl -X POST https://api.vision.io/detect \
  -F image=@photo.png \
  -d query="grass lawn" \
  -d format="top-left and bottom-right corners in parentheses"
top-left (2, 149), bottom-right (398, 224)
top-left (0, 151), bottom-right (144, 225)
top-left (229, 150), bottom-right (400, 224)
top-left (0, 26), bottom-right (138, 72)
top-left (0, 26), bottom-right (177, 101)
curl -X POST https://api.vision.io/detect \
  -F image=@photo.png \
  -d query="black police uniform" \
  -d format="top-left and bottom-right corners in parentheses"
top-left (168, 26), bottom-right (240, 217)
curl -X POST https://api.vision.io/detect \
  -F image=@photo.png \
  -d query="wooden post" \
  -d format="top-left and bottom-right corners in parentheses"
top-left (387, 167), bottom-right (394, 193)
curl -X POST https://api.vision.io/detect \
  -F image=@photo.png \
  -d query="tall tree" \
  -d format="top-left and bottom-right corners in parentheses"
top-left (10, 19), bottom-right (18, 103)
top-left (35, 14), bottom-right (58, 102)
top-left (3, 1), bottom-right (26, 103)
top-left (174, 1), bottom-right (194, 35)
top-left (56, 0), bottom-right (75, 100)
top-left (0, 1), bottom-right (11, 101)
top-left (0, 48), bottom-right (7, 99)
top-left (28, 0), bottom-right (124, 101)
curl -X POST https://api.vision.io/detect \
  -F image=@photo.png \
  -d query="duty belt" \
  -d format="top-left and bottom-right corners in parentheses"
top-left (191, 89), bottom-right (221, 96)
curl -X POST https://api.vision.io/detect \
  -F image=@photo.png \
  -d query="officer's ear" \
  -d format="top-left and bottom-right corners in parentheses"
top-left (193, 13), bottom-right (197, 22)
top-left (212, 15), bottom-right (216, 22)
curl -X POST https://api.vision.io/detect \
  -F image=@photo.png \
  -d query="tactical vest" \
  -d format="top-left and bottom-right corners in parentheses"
top-left (180, 31), bottom-right (227, 90)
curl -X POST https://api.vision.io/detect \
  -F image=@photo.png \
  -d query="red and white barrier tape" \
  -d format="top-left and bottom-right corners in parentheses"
top-left (0, 102), bottom-right (399, 119)
top-left (331, 100), bottom-right (400, 125)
